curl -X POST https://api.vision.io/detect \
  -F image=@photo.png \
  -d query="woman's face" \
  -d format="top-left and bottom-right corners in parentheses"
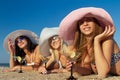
top-left (16, 36), bottom-right (28, 49)
top-left (79, 17), bottom-right (96, 36)
top-left (50, 36), bottom-right (61, 49)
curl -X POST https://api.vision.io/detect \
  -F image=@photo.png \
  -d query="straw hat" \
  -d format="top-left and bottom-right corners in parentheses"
top-left (4, 29), bottom-right (39, 53)
top-left (39, 27), bottom-right (59, 57)
top-left (59, 7), bottom-right (114, 45)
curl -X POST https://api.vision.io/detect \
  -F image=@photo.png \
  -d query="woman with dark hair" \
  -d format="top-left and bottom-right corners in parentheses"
top-left (3, 30), bottom-right (44, 72)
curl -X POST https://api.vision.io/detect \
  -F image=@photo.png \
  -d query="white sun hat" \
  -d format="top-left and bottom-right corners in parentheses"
top-left (4, 29), bottom-right (39, 53)
top-left (39, 27), bottom-right (59, 57)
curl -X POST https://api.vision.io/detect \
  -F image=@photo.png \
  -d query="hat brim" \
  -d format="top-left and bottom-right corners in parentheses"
top-left (4, 30), bottom-right (39, 53)
top-left (39, 27), bottom-right (59, 57)
top-left (59, 7), bottom-right (114, 45)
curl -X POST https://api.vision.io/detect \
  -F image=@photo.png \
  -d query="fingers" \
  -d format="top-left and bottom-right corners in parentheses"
top-left (8, 38), bottom-right (11, 45)
top-left (105, 25), bottom-right (115, 37)
top-left (99, 25), bottom-right (115, 39)
top-left (7, 38), bottom-right (15, 54)
top-left (39, 66), bottom-right (47, 74)
top-left (2, 69), bottom-right (13, 72)
top-left (109, 26), bottom-right (116, 36)
top-left (65, 60), bottom-right (75, 71)
top-left (8, 38), bottom-right (13, 44)
top-left (94, 25), bottom-right (115, 42)
top-left (42, 70), bottom-right (47, 74)
top-left (7, 38), bottom-right (14, 47)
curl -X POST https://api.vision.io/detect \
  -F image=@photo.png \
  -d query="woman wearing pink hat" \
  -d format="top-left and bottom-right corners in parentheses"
top-left (59, 7), bottom-right (120, 78)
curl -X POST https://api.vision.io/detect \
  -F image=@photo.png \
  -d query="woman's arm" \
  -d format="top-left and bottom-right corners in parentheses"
top-left (7, 38), bottom-right (16, 69)
top-left (45, 49), bottom-right (60, 68)
top-left (38, 50), bottom-right (59, 73)
top-left (60, 54), bottom-right (67, 68)
top-left (94, 39), bottom-right (113, 76)
top-left (94, 25), bottom-right (115, 77)
top-left (33, 46), bottom-right (43, 67)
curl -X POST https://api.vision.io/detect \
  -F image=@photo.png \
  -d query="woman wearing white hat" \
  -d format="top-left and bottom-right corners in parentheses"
top-left (3, 30), bottom-right (44, 72)
top-left (38, 27), bottom-right (68, 74)
top-left (59, 7), bottom-right (120, 77)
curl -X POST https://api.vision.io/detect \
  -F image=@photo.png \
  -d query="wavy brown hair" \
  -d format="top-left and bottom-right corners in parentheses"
top-left (73, 17), bottom-right (104, 63)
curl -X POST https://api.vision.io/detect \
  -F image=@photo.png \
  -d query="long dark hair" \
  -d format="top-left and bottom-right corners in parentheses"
top-left (15, 35), bottom-right (38, 58)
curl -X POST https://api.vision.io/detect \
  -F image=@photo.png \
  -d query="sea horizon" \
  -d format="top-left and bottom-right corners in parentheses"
top-left (0, 63), bottom-right (9, 67)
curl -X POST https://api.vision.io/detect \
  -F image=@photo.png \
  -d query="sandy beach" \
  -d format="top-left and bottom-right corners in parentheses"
top-left (0, 66), bottom-right (120, 80)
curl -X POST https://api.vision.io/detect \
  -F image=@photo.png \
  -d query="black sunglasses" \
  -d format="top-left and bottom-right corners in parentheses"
top-left (16, 36), bottom-right (25, 44)
top-left (52, 36), bottom-right (59, 40)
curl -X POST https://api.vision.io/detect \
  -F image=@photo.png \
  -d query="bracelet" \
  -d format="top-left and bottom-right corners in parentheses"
top-left (27, 62), bottom-right (35, 66)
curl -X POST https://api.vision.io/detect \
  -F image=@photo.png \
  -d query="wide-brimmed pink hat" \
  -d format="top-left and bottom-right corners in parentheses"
top-left (59, 7), bottom-right (114, 45)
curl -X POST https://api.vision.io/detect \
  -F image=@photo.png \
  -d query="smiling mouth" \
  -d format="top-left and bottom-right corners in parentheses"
top-left (19, 42), bottom-right (25, 46)
top-left (83, 27), bottom-right (91, 31)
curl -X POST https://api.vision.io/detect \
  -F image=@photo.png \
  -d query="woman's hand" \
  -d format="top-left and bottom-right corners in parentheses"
top-left (94, 25), bottom-right (115, 42)
top-left (49, 49), bottom-right (60, 61)
top-left (2, 66), bottom-right (19, 72)
top-left (38, 66), bottom-right (47, 74)
top-left (65, 60), bottom-right (76, 71)
top-left (66, 60), bottom-right (72, 71)
top-left (2, 68), bottom-right (13, 72)
top-left (7, 38), bottom-right (15, 55)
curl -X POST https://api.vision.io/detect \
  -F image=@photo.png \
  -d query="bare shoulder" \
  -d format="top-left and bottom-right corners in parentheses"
top-left (34, 45), bottom-right (39, 50)
top-left (113, 40), bottom-right (120, 53)
top-left (103, 38), bottom-right (120, 53)
top-left (33, 45), bottom-right (40, 54)
top-left (102, 38), bottom-right (114, 47)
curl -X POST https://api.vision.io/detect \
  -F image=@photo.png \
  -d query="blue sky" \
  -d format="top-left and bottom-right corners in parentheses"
top-left (0, 0), bottom-right (120, 63)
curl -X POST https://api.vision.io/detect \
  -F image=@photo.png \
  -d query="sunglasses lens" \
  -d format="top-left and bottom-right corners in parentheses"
top-left (53, 36), bottom-right (56, 40)
top-left (16, 36), bottom-right (25, 43)
top-left (19, 36), bottom-right (24, 40)
top-left (52, 36), bottom-right (58, 40)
